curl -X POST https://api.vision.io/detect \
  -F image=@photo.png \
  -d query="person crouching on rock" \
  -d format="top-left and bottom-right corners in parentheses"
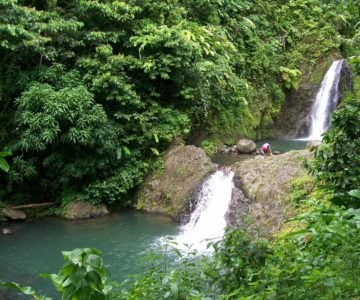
top-left (260, 143), bottom-right (272, 157)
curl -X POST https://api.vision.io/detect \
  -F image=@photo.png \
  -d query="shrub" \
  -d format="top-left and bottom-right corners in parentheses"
top-left (308, 98), bottom-right (360, 206)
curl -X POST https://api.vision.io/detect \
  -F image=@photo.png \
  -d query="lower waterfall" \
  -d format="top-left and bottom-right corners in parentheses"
top-left (175, 169), bottom-right (234, 252)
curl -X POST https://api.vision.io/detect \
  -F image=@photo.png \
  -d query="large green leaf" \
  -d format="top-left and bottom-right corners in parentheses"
top-left (0, 151), bottom-right (12, 157)
top-left (0, 158), bottom-right (10, 172)
top-left (349, 190), bottom-right (360, 199)
top-left (0, 282), bottom-right (51, 300)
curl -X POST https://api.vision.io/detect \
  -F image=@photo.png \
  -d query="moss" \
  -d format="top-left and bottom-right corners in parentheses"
top-left (306, 52), bottom-right (342, 85)
top-left (149, 157), bottom-right (165, 178)
top-left (275, 176), bottom-right (314, 238)
top-left (288, 175), bottom-right (314, 205)
top-left (196, 102), bottom-right (258, 148)
top-left (135, 197), bottom-right (145, 210)
top-left (175, 165), bottom-right (189, 177)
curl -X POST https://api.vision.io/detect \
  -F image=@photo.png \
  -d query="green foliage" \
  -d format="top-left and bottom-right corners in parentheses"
top-left (348, 55), bottom-right (360, 75)
top-left (308, 98), bottom-right (360, 206)
top-left (82, 158), bottom-right (148, 208)
top-left (116, 239), bottom-right (215, 299)
top-left (209, 230), bottom-right (270, 294)
top-left (232, 204), bottom-right (360, 299)
top-left (0, 0), bottom-right (357, 207)
top-left (289, 175), bottom-right (314, 205)
top-left (279, 66), bottom-right (302, 90)
top-left (0, 150), bottom-right (11, 173)
top-left (0, 282), bottom-right (50, 300)
top-left (1, 248), bottom-right (112, 300)
top-left (200, 139), bottom-right (219, 155)
top-left (42, 248), bottom-right (113, 300)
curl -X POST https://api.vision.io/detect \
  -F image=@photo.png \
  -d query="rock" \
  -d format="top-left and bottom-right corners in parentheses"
top-left (233, 150), bottom-right (311, 237)
top-left (64, 201), bottom-right (109, 220)
top-left (2, 228), bottom-right (14, 235)
top-left (236, 139), bottom-right (256, 154)
top-left (306, 140), bottom-right (321, 151)
top-left (266, 84), bottom-right (319, 138)
top-left (273, 151), bottom-right (281, 155)
top-left (339, 60), bottom-right (352, 100)
top-left (171, 136), bottom-right (185, 146)
top-left (1, 207), bottom-right (26, 220)
top-left (226, 186), bottom-right (252, 228)
top-left (230, 146), bottom-right (238, 153)
top-left (136, 145), bottom-right (215, 220)
top-left (219, 145), bottom-right (231, 154)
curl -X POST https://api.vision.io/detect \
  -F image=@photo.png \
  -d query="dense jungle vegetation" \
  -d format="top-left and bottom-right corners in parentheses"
top-left (1, 0), bottom-right (360, 299)
top-left (0, 0), bottom-right (358, 208)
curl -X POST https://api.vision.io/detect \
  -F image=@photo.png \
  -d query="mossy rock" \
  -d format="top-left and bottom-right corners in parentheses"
top-left (233, 150), bottom-right (312, 237)
top-left (135, 145), bottom-right (215, 220)
top-left (63, 201), bottom-right (109, 220)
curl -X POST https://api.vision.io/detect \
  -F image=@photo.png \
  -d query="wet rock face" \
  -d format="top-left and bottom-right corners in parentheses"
top-left (64, 201), bottom-right (109, 220)
top-left (267, 84), bottom-right (319, 139)
top-left (136, 145), bottom-right (215, 221)
top-left (339, 60), bottom-right (352, 97)
top-left (1, 207), bottom-right (26, 220)
top-left (226, 184), bottom-right (252, 228)
top-left (233, 150), bottom-right (311, 237)
top-left (263, 54), bottom-right (352, 139)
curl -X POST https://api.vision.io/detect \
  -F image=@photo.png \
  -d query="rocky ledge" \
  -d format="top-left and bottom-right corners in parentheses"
top-left (233, 150), bottom-right (311, 237)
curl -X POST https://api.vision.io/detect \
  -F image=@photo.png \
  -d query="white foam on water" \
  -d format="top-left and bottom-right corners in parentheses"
top-left (173, 170), bottom-right (234, 253)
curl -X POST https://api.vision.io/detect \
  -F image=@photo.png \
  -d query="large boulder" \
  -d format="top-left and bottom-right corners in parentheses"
top-left (64, 201), bottom-right (109, 220)
top-left (1, 207), bottom-right (26, 220)
top-left (233, 150), bottom-right (311, 236)
top-left (236, 139), bottom-right (256, 154)
top-left (136, 145), bottom-right (215, 220)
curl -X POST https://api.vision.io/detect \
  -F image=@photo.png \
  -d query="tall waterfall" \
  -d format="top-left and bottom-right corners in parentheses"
top-left (175, 170), bottom-right (234, 252)
top-left (307, 59), bottom-right (344, 140)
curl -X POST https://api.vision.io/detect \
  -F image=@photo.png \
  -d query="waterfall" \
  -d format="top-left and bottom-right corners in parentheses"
top-left (174, 169), bottom-right (234, 252)
top-left (307, 59), bottom-right (344, 140)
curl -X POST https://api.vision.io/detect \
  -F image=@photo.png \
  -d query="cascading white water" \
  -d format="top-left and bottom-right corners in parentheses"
top-left (175, 170), bottom-right (234, 252)
top-left (307, 60), bottom-right (344, 140)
